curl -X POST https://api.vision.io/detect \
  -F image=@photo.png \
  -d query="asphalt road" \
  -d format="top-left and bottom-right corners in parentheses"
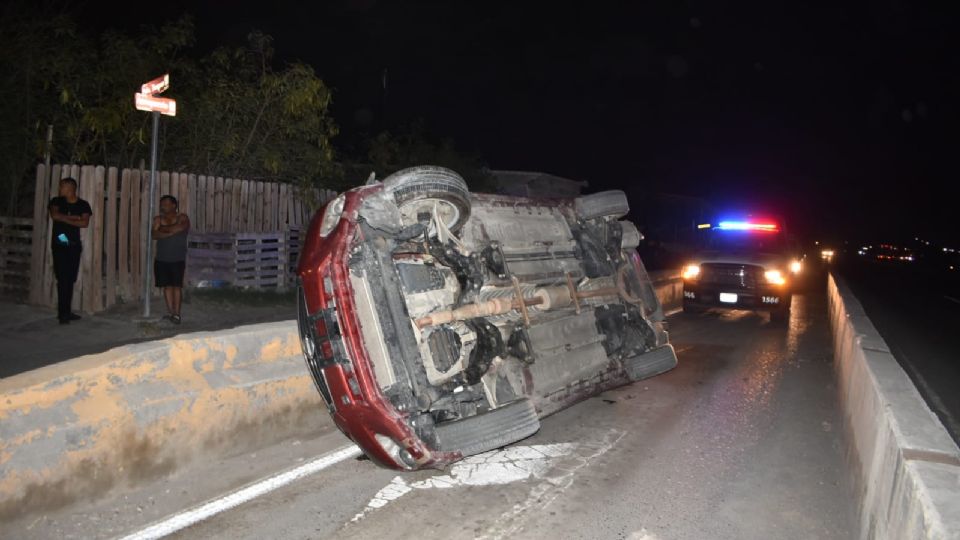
top-left (6, 285), bottom-right (856, 540)
top-left (838, 257), bottom-right (960, 445)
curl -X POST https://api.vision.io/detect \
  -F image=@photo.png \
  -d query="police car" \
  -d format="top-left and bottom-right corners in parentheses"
top-left (681, 218), bottom-right (802, 323)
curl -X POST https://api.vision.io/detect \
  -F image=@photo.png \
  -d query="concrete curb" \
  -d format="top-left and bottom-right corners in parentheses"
top-left (828, 273), bottom-right (960, 539)
top-left (0, 321), bottom-right (327, 521)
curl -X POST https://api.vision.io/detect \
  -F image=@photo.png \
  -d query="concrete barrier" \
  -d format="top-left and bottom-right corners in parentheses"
top-left (0, 321), bottom-right (325, 521)
top-left (649, 269), bottom-right (682, 314)
top-left (828, 273), bottom-right (960, 539)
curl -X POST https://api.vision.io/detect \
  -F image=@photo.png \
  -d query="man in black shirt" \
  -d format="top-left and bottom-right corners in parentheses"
top-left (48, 177), bottom-right (92, 324)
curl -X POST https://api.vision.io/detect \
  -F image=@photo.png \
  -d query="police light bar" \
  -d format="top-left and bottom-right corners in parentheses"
top-left (716, 220), bottom-right (779, 232)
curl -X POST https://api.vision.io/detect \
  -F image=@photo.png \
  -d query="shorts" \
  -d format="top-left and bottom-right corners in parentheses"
top-left (155, 260), bottom-right (186, 287)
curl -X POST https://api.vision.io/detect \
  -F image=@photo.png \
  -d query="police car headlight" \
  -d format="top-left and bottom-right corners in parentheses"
top-left (682, 264), bottom-right (701, 280)
top-left (764, 269), bottom-right (786, 285)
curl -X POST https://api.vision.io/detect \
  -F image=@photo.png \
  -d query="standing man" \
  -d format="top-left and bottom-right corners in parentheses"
top-left (152, 195), bottom-right (190, 324)
top-left (48, 177), bottom-right (91, 324)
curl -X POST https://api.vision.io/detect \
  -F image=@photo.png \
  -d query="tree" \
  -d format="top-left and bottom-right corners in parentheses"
top-left (0, 8), bottom-right (339, 216)
top-left (363, 120), bottom-right (493, 191)
top-left (165, 32), bottom-right (338, 188)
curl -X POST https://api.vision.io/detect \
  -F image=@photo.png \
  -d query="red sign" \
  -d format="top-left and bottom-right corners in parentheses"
top-left (141, 74), bottom-right (170, 95)
top-left (135, 92), bottom-right (177, 116)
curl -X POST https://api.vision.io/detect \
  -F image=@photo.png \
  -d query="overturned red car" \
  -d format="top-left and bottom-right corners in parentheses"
top-left (297, 166), bottom-right (677, 470)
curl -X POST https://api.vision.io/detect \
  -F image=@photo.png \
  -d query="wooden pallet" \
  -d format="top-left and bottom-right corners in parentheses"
top-left (0, 217), bottom-right (32, 295)
top-left (185, 232), bottom-right (290, 290)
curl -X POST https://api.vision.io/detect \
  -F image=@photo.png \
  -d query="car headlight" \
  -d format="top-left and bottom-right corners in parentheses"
top-left (764, 269), bottom-right (786, 285)
top-left (682, 264), bottom-right (701, 280)
top-left (789, 260), bottom-right (802, 274)
top-left (374, 433), bottom-right (417, 469)
top-left (318, 194), bottom-right (346, 237)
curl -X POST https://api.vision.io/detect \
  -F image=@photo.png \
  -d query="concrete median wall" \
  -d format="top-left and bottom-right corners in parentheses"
top-left (649, 269), bottom-right (682, 314)
top-left (828, 273), bottom-right (960, 539)
top-left (0, 321), bottom-right (325, 521)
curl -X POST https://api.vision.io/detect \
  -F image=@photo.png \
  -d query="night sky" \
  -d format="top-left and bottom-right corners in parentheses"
top-left (86, 1), bottom-right (958, 244)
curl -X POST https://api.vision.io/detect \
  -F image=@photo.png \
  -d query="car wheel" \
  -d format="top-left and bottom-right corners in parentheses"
top-left (574, 190), bottom-right (629, 220)
top-left (382, 165), bottom-right (472, 233)
top-left (434, 398), bottom-right (540, 457)
top-left (624, 344), bottom-right (678, 381)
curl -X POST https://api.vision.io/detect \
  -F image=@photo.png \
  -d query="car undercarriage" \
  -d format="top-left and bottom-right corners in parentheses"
top-left (298, 166), bottom-right (677, 468)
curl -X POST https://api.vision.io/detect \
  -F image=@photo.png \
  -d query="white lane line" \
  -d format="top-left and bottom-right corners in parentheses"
top-left (117, 444), bottom-right (362, 540)
top-left (944, 295), bottom-right (960, 305)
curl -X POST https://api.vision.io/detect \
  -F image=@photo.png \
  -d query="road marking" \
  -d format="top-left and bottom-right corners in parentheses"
top-left (349, 429), bottom-right (624, 538)
top-left (352, 442), bottom-right (580, 522)
top-left (479, 430), bottom-right (625, 540)
top-left (944, 295), bottom-right (960, 305)
top-left (117, 444), bottom-right (362, 540)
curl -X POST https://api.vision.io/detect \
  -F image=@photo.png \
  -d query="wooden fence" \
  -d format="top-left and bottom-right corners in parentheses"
top-left (0, 217), bottom-right (32, 296)
top-left (28, 164), bottom-right (334, 312)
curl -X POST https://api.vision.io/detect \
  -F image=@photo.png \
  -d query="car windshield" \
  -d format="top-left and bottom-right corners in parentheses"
top-left (706, 230), bottom-right (786, 254)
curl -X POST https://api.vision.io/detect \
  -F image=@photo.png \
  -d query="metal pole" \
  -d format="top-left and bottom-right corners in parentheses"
top-left (143, 111), bottom-right (160, 317)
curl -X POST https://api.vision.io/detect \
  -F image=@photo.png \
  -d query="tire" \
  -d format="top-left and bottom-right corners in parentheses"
top-left (382, 165), bottom-right (472, 233)
top-left (624, 344), bottom-right (678, 381)
top-left (434, 398), bottom-right (540, 457)
top-left (574, 190), bottom-right (629, 219)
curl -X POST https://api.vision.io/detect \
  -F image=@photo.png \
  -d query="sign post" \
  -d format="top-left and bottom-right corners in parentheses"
top-left (135, 74), bottom-right (177, 318)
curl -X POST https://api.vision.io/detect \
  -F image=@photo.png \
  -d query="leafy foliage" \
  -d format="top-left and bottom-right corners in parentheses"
top-left (0, 7), bottom-right (338, 215)
top-left (363, 120), bottom-right (494, 191)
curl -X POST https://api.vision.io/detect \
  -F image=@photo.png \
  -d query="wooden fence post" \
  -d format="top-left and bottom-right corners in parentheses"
top-left (29, 165), bottom-right (48, 305)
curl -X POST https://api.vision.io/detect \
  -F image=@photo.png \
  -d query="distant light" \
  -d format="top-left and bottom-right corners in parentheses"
top-left (697, 223), bottom-right (711, 229)
top-left (815, 241), bottom-right (820, 245)
top-left (716, 220), bottom-right (779, 232)
top-left (789, 260), bottom-right (802, 274)
top-left (857, 250), bottom-right (865, 255)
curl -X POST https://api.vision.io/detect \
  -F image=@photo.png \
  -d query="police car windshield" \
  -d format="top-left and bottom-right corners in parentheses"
top-left (707, 230), bottom-right (786, 254)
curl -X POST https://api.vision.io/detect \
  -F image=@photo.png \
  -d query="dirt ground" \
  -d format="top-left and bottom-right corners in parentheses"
top-left (0, 288), bottom-right (296, 379)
